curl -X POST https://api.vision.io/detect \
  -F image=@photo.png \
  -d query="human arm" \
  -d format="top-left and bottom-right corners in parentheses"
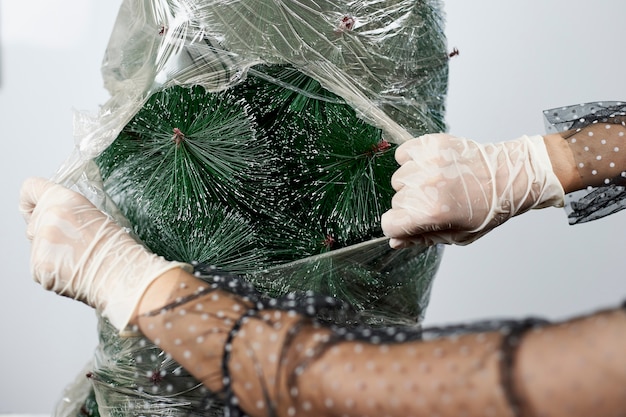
top-left (380, 133), bottom-right (565, 246)
top-left (381, 119), bottom-right (626, 247)
top-left (21, 178), bottom-right (626, 417)
top-left (542, 132), bottom-right (583, 194)
top-left (18, 177), bottom-right (192, 333)
top-left (136, 266), bottom-right (626, 417)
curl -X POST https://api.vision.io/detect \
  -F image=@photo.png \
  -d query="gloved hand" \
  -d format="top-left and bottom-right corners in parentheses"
top-left (19, 177), bottom-right (191, 332)
top-left (381, 133), bottom-right (565, 247)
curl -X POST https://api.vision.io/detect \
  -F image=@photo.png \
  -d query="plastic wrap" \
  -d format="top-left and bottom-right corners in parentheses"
top-left (50, 1), bottom-right (449, 416)
top-left (82, 243), bottom-right (442, 417)
top-left (56, 0), bottom-right (448, 187)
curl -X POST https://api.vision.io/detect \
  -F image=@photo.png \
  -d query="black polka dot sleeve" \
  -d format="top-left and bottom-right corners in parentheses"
top-left (136, 265), bottom-right (626, 417)
top-left (544, 102), bottom-right (626, 224)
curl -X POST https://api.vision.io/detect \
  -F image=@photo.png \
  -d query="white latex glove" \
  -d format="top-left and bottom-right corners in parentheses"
top-left (20, 177), bottom-right (192, 332)
top-left (381, 134), bottom-right (565, 247)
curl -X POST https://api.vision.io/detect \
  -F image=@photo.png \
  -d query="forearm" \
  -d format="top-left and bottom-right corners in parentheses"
top-left (133, 268), bottom-right (246, 393)
top-left (133, 269), bottom-right (626, 417)
top-left (298, 308), bottom-right (626, 417)
top-left (544, 121), bottom-right (626, 193)
top-left (134, 268), bottom-right (333, 414)
top-left (299, 331), bottom-right (512, 417)
top-left (543, 133), bottom-right (583, 194)
top-left (513, 308), bottom-right (626, 416)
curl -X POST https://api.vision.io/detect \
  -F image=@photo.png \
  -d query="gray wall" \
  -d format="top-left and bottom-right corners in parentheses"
top-left (1, 0), bottom-right (625, 412)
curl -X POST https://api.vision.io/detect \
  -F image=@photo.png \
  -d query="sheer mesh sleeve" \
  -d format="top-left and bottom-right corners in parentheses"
top-left (136, 264), bottom-right (626, 417)
top-left (544, 102), bottom-right (626, 224)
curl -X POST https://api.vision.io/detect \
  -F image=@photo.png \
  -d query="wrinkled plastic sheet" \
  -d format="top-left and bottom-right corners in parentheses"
top-left (50, 1), bottom-right (449, 416)
top-left (56, 0), bottom-right (448, 195)
top-left (76, 243), bottom-right (443, 417)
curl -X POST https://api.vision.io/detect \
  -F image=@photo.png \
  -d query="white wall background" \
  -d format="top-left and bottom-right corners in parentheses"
top-left (1, 0), bottom-right (625, 412)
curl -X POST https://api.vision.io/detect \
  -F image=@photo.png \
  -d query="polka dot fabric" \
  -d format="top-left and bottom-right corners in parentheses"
top-left (136, 264), bottom-right (626, 417)
top-left (544, 102), bottom-right (626, 224)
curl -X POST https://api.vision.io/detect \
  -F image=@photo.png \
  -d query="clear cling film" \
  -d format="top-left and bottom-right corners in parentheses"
top-left (101, 0), bottom-right (448, 135)
top-left (50, 1), bottom-right (450, 416)
top-left (56, 0), bottom-right (448, 186)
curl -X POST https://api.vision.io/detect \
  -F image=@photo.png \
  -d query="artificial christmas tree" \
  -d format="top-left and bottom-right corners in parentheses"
top-left (51, 1), bottom-right (449, 416)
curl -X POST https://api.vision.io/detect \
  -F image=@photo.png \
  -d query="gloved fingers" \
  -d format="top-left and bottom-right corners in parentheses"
top-left (388, 228), bottom-right (483, 248)
top-left (381, 206), bottom-right (442, 240)
top-left (20, 177), bottom-right (112, 260)
top-left (19, 177), bottom-right (56, 225)
top-left (390, 158), bottom-right (451, 198)
top-left (388, 228), bottom-right (461, 248)
top-left (390, 160), bottom-right (424, 191)
top-left (388, 235), bottom-right (445, 248)
top-left (386, 134), bottom-right (565, 247)
top-left (390, 177), bottom-right (456, 221)
top-left (394, 133), bottom-right (455, 166)
top-left (388, 236), bottom-right (423, 249)
top-left (391, 136), bottom-right (468, 193)
top-left (395, 134), bottom-right (433, 165)
top-left (418, 230), bottom-right (476, 246)
top-left (383, 188), bottom-right (487, 245)
top-left (28, 227), bottom-right (67, 290)
top-left (20, 177), bottom-right (64, 241)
